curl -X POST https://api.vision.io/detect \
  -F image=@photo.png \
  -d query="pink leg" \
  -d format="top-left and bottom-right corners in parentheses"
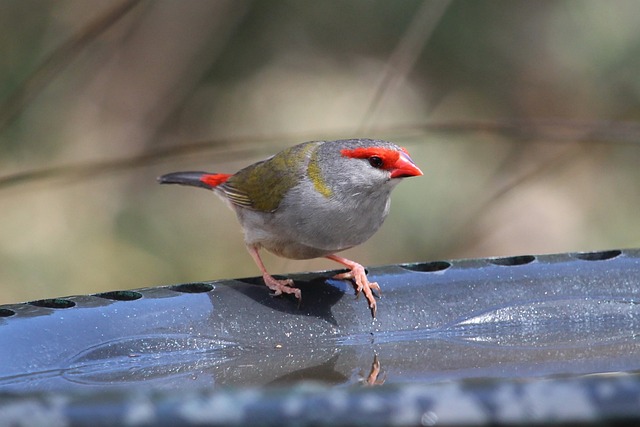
top-left (247, 245), bottom-right (301, 301)
top-left (326, 254), bottom-right (380, 317)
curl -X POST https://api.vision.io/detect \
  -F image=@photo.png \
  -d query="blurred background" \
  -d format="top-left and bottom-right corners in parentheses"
top-left (1, 0), bottom-right (639, 304)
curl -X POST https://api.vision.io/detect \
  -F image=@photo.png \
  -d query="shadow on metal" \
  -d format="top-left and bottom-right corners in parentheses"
top-left (1, 248), bottom-right (640, 425)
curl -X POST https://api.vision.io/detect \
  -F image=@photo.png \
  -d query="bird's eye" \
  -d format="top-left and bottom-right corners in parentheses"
top-left (368, 156), bottom-right (384, 168)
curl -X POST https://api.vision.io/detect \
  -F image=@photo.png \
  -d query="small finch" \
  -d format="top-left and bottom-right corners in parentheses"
top-left (159, 139), bottom-right (423, 317)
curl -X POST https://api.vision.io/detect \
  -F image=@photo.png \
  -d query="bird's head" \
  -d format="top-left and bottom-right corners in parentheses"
top-left (309, 139), bottom-right (422, 198)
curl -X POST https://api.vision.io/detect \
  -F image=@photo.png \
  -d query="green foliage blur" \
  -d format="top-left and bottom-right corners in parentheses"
top-left (1, 0), bottom-right (639, 304)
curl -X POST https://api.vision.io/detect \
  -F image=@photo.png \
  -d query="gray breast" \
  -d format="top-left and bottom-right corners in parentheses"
top-left (263, 179), bottom-right (394, 256)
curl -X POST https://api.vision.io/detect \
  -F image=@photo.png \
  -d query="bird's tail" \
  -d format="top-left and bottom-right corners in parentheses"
top-left (157, 171), bottom-right (232, 190)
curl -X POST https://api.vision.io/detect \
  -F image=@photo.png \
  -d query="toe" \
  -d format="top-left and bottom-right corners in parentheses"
top-left (369, 300), bottom-right (377, 318)
top-left (370, 281), bottom-right (381, 297)
top-left (332, 271), bottom-right (353, 281)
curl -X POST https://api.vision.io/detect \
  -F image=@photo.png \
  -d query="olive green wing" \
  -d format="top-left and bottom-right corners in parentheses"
top-left (219, 142), bottom-right (320, 212)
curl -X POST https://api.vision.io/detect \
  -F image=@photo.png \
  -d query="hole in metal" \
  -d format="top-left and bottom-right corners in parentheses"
top-left (29, 298), bottom-right (75, 309)
top-left (95, 291), bottom-right (142, 301)
top-left (170, 283), bottom-right (214, 293)
top-left (402, 261), bottom-right (451, 273)
top-left (572, 250), bottom-right (622, 261)
top-left (489, 255), bottom-right (536, 266)
top-left (0, 308), bottom-right (15, 317)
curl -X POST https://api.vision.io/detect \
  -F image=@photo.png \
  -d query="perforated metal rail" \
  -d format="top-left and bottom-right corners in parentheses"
top-left (1, 249), bottom-right (639, 426)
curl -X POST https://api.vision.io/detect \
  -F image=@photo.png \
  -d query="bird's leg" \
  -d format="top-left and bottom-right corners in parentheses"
top-left (326, 254), bottom-right (380, 317)
top-left (247, 245), bottom-right (301, 301)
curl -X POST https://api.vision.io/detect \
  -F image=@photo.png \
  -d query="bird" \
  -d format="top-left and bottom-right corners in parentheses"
top-left (158, 138), bottom-right (423, 317)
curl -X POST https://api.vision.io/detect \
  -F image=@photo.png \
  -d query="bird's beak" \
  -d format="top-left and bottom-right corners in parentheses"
top-left (390, 151), bottom-right (423, 178)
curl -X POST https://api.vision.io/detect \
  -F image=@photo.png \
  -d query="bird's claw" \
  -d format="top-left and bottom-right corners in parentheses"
top-left (332, 264), bottom-right (379, 317)
top-left (263, 275), bottom-right (301, 303)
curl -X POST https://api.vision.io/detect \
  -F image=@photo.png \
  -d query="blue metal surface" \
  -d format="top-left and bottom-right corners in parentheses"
top-left (0, 248), bottom-right (639, 425)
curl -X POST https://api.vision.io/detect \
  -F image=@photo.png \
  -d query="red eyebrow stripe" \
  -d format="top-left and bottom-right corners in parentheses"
top-left (340, 147), bottom-right (400, 170)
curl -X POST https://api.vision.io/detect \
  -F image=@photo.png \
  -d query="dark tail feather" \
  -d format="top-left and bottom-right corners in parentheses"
top-left (157, 171), bottom-right (231, 190)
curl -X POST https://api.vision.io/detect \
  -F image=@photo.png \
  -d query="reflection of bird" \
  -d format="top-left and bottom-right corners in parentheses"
top-left (159, 139), bottom-right (422, 317)
top-left (360, 354), bottom-right (386, 386)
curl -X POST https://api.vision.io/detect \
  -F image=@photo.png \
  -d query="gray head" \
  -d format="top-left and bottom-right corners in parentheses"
top-left (311, 138), bottom-right (423, 198)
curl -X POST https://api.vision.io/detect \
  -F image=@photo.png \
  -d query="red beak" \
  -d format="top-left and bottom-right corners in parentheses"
top-left (390, 151), bottom-right (423, 179)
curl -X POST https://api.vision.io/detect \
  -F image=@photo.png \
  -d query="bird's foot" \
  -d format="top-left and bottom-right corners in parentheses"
top-left (262, 274), bottom-right (301, 301)
top-left (332, 262), bottom-right (380, 317)
top-left (247, 245), bottom-right (301, 306)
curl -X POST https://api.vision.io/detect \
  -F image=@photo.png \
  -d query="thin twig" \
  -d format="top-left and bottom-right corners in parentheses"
top-left (0, 118), bottom-right (637, 192)
top-left (358, 0), bottom-right (452, 133)
top-left (0, 0), bottom-right (142, 131)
